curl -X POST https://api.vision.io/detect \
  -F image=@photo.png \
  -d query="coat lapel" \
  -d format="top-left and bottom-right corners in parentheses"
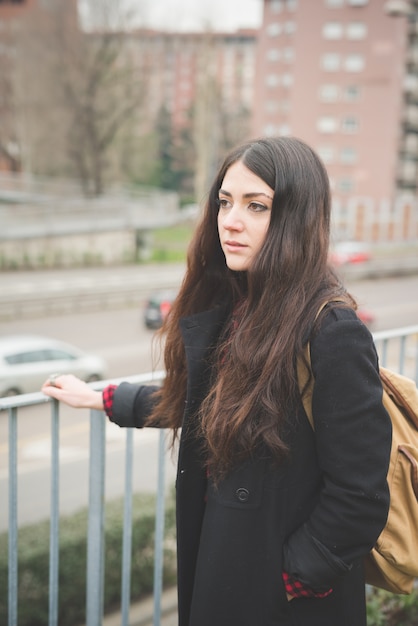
top-left (180, 302), bottom-right (230, 410)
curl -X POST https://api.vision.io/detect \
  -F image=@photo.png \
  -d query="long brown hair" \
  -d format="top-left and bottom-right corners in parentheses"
top-left (149, 137), bottom-right (354, 477)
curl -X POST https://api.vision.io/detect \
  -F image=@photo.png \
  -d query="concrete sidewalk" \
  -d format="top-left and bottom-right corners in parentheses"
top-left (102, 587), bottom-right (178, 626)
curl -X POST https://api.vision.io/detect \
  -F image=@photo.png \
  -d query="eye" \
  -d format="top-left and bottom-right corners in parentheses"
top-left (248, 202), bottom-right (269, 213)
top-left (217, 198), bottom-right (231, 209)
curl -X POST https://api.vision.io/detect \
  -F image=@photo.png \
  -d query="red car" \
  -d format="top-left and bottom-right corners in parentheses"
top-left (357, 307), bottom-right (375, 328)
top-left (329, 241), bottom-right (371, 267)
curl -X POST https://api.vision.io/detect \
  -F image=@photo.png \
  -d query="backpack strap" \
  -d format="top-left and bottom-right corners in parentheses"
top-left (298, 299), bottom-right (346, 430)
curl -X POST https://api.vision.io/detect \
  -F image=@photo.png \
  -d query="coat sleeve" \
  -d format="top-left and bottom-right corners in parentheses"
top-left (283, 310), bottom-right (392, 591)
top-left (109, 382), bottom-right (161, 429)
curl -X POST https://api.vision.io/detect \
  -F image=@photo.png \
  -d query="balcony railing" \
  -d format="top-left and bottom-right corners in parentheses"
top-left (2, 326), bottom-right (418, 626)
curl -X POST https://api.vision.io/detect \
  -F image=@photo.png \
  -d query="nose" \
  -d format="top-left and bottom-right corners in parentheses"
top-left (220, 205), bottom-right (244, 231)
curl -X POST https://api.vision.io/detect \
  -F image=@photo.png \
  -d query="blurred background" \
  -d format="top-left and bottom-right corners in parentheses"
top-left (0, 0), bottom-right (417, 251)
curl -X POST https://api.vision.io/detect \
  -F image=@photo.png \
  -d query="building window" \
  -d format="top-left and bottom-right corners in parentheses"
top-left (340, 147), bottom-right (357, 163)
top-left (317, 117), bottom-right (338, 133)
top-left (282, 73), bottom-right (294, 87)
top-left (284, 21), bottom-right (296, 34)
top-left (404, 73), bottom-right (418, 94)
top-left (321, 53), bottom-right (341, 71)
top-left (266, 74), bottom-right (280, 87)
top-left (270, 0), bottom-right (284, 12)
top-left (267, 23), bottom-right (282, 37)
top-left (263, 124), bottom-right (280, 136)
top-left (283, 47), bottom-right (294, 62)
top-left (344, 84), bottom-right (361, 100)
top-left (346, 22), bottom-right (367, 39)
top-left (344, 54), bottom-right (365, 72)
top-left (267, 48), bottom-right (281, 61)
top-left (317, 145), bottom-right (335, 163)
top-left (348, 0), bottom-right (368, 6)
top-left (319, 84), bottom-right (339, 102)
top-left (325, 0), bottom-right (344, 7)
top-left (265, 100), bottom-right (280, 113)
top-left (341, 116), bottom-right (359, 133)
top-left (286, 0), bottom-right (298, 9)
top-left (322, 22), bottom-right (343, 39)
top-left (338, 178), bottom-right (355, 193)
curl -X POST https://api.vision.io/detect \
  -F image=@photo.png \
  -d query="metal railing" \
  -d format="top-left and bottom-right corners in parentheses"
top-left (2, 370), bottom-right (167, 626)
top-left (1, 326), bottom-right (418, 626)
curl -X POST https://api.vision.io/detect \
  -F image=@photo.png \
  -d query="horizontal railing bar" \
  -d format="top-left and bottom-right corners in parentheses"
top-left (0, 371), bottom-right (165, 411)
top-left (373, 324), bottom-right (418, 341)
top-left (2, 324), bottom-right (418, 412)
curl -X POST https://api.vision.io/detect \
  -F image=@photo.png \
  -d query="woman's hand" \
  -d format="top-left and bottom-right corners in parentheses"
top-left (42, 374), bottom-right (104, 410)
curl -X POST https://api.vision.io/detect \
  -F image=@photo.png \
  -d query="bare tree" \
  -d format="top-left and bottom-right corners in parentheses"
top-left (13, 0), bottom-right (144, 195)
top-left (193, 32), bottom-right (223, 206)
top-left (0, 21), bottom-right (22, 172)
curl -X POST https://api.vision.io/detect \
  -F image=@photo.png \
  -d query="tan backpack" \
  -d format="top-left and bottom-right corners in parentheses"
top-left (298, 315), bottom-right (418, 594)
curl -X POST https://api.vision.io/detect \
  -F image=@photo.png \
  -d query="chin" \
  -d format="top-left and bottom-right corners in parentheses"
top-left (225, 260), bottom-right (250, 272)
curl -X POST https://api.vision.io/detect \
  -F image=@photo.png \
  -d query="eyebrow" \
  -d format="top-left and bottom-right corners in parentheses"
top-left (218, 189), bottom-right (273, 201)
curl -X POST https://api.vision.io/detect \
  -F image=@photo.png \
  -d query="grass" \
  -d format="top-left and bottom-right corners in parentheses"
top-left (149, 223), bottom-right (194, 263)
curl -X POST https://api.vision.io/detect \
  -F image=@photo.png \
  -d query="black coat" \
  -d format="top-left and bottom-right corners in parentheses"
top-left (111, 303), bottom-right (392, 626)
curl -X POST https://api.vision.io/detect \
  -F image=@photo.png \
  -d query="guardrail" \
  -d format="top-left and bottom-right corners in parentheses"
top-left (2, 371), bottom-right (166, 626)
top-left (1, 325), bottom-right (418, 626)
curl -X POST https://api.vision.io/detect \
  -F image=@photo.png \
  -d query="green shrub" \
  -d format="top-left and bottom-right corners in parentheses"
top-left (0, 493), bottom-right (176, 626)
top-left (367, 587), bottom-right (418, 626)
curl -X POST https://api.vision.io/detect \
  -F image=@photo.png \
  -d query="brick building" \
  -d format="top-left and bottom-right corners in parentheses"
top-left (2, 0), bottom-right (417, 244)
top-left (252, 0), bottom-right (418, 206)
top-left (127, 28), bottom-right (257, 129)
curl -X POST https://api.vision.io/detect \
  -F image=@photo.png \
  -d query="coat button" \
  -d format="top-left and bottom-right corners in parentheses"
top-left (235, 488), bottom-right (250, 503)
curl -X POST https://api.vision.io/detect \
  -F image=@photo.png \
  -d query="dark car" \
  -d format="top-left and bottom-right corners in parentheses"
top-left (144, 289), bottom-right (177, 329)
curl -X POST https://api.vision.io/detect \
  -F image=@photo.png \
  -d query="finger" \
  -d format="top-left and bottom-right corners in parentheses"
top-left (41, 385), bottom-right (63, 399)
top-left (46, 373), bottom-right (69, 389)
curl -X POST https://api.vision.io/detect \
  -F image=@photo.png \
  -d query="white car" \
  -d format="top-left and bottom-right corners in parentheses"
top-left (0, 335), bottom-right (107, 397)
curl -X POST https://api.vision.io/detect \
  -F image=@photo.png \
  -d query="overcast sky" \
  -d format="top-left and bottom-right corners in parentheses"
top-left (80, 0), bottom-right (263, 32)
top-left (139, 0), bottom-right (263, 31)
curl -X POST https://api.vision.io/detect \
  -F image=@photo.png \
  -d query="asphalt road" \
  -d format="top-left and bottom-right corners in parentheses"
top-left (1, 272), bottom-right (418, 531)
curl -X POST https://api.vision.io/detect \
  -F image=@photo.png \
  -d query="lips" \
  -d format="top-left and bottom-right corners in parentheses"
top-left (224, 240), bottom-right (247, 249)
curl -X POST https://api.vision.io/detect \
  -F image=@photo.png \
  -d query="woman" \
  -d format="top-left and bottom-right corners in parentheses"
top-left (42, 137), bottom-right (391, 626)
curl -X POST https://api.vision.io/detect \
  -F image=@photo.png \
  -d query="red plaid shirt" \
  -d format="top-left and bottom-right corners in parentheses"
top-left (102, 384), bottom-right (117, 419)
top-left (282, 571), bottom-right (332, 599)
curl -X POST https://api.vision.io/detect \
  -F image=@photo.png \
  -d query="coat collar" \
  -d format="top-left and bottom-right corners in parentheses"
top-left (179, 302), bottom-right (231, 399)
top-left (179, 302), bottom-right (231, 360)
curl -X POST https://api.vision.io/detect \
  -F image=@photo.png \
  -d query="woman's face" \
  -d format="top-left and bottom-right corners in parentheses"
top-left (217, 160), bottom-right (274, 272)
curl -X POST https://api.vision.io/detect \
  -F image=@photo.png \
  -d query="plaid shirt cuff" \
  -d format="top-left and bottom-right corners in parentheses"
top-left (102, 384), bottom-right (117, 419)
top-left (282, 571), bottom-right (333, 599)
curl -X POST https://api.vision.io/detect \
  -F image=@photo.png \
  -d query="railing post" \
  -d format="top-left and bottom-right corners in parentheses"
top-left (8, 407), bottom-right (18, 626)
top-left (86, 409), bottom-right (106, 626)
top-left (49, 400), bottom-right (60, 626)
top-left (153, 429), bottom-right (167, 626)
top-left (121, 428), bottom-right (134, 626)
